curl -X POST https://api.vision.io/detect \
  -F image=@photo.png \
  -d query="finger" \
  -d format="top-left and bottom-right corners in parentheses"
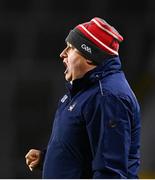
top-left (29, 159), bottom-right (39, 168)
top-left (25, 149), bottom-right (35, 158)
top-left (29, 166), bottom-right (33, 171)
top-left (25, 152), bottom-right (32, 159)
top-left (26, 158), bottom-right (32, 166)
top-left (26, 151), bottom-right (40, 160)
top-left (29, 149), bottom-right (40, 157)
top-left (25, 151), bottom-right (39, 160)
top-left (25, 153), bottom-right (35, 159)
top-left (25, 155), bottom-right (37, 162)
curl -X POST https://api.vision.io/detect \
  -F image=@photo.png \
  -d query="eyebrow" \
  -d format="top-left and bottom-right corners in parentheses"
top-left (66, 42), bottom-right (73, 48)
top-left (66, 42), bottom-right (80, 54)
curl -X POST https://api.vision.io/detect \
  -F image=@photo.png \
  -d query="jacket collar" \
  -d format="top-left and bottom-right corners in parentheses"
top-left (66, 56), bottom-right (122, 97)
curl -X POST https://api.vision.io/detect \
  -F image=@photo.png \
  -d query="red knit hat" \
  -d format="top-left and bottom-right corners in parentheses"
top-left (66, 17), bottom-right (123, 64)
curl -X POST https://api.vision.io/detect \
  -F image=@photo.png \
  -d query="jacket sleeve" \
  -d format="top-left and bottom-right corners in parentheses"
top-left (83, 93), bottom-right (131, 178)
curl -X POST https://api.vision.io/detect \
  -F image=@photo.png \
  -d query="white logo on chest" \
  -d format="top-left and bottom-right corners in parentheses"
top-left (61, 94), bottom-right (68, 103)
top-left (68, 102), bottom-right (76, 111)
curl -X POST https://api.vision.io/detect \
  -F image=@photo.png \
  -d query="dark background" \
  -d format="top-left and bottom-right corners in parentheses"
top-left (0, 0), bottom-right (155, 178)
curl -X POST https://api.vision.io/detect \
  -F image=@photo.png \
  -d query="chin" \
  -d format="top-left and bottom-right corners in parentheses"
top-left (65, 75), bottom-right (72, 82)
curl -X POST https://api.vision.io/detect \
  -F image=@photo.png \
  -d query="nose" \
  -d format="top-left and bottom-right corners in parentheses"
top-left (60, 47), bottom-right (67, 60)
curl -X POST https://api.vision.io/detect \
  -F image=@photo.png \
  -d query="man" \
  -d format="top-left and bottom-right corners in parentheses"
top-left (25, 17), bottom-right (141, 178)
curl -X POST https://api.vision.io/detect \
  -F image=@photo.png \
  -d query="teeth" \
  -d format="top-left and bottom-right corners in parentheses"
top-left (63, 61), bottom-right (68, 74)
top-left (64, 67), bottom-right (68, 74)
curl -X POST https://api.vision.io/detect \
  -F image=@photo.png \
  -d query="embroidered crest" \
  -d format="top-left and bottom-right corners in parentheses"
top-left (68, 102), bottom-right (76, 111)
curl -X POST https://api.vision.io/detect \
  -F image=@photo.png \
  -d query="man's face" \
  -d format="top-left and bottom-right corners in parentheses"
top-left (60, 43), bottom-right (96, 82)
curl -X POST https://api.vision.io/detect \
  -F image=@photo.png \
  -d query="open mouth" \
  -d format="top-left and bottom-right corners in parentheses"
top-left (63, 61), bottom-right (68, 74)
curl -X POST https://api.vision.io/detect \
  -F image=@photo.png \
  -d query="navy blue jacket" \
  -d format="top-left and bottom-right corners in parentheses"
top-left (42, 57), bottom-right (141, 178)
